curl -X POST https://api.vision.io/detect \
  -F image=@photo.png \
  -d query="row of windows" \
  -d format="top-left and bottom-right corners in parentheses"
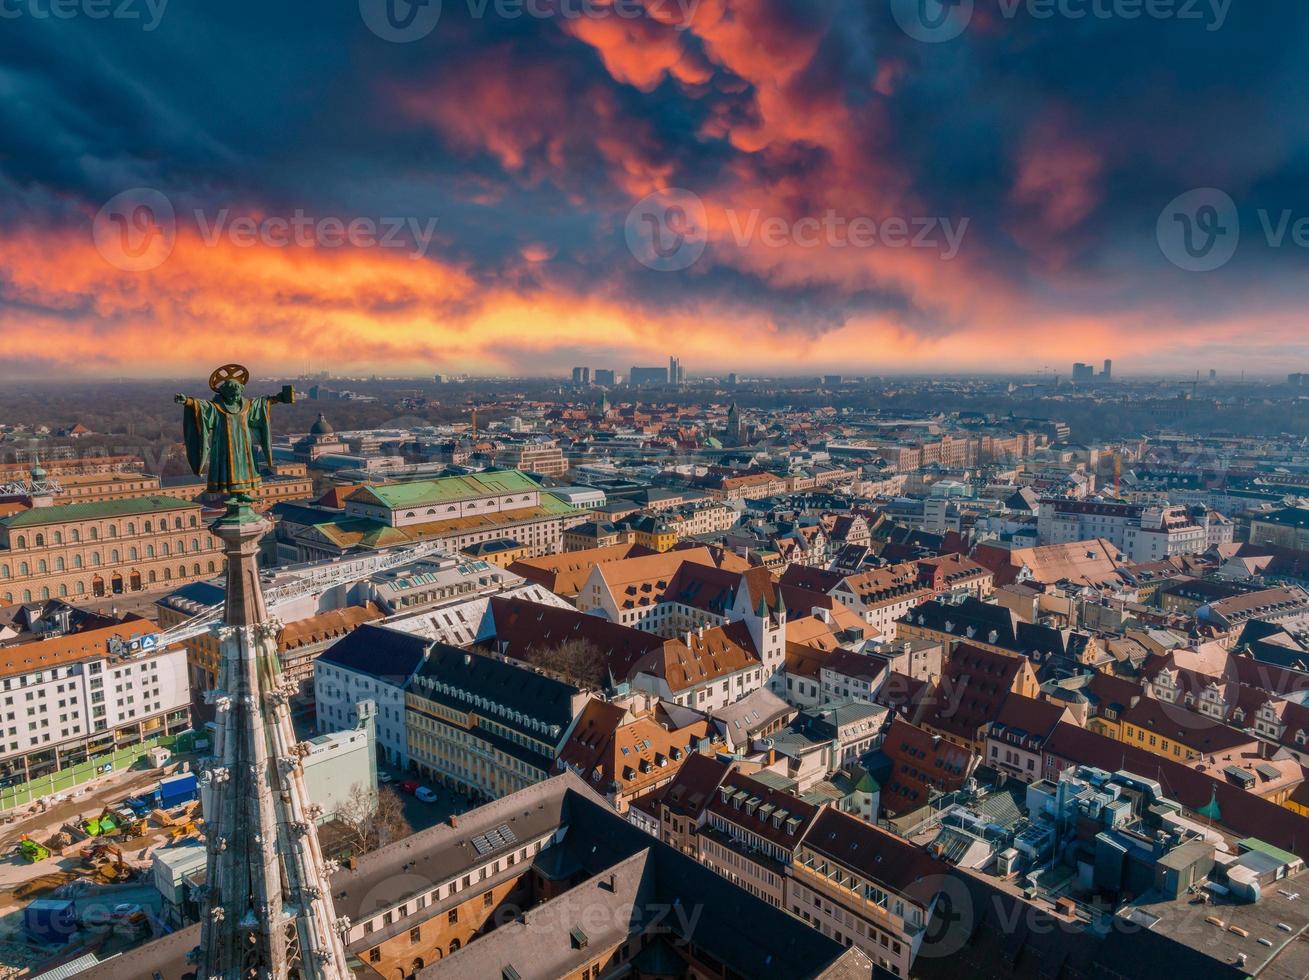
top-left (8, 514), bottom-right (199, 549)
top-left (1, 561), bottom-right (217, 604)
top-left (2, 540), bottom-right (209, 577)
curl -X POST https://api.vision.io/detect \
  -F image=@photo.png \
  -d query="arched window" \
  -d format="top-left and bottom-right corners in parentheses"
top-left (34, 533), bottom-right (44, 547)
top-left (208, 561), bottom-right (217, 573)
top-left (0, 565), bottom-right (7, 579)
top-left (70, 529), bottom-right (79, 543)
top-left (19, 562), bottom-right (29, 576)
top-left (189, 515), bottom-right (198, 527)
top-left (92, 553), bottom-right (101, 567)
top-left (37, 560), bottom-right (47, 574)
top-left (52, 531), bottom-right (62, 544)
top-left (73, 555), bottom-right (82, 569)
top-left (175, 517), bottom-right (183, 530)
top-left (55, 558), bottom-right (64, 571)
top-left (108, 525), bottom-right (117, 538)
top-left (129, 547), bottom-right (139, 560)
top-left (15, 536), bottom-right (24, 548)
top-left (75, 582), bottom-right (85, 595)
top-left (160, 542), bottom-right (168, 556)
top-left (111, 549), bottom-right (120, 563)
top-left (89, 527), bottom-right (98, 541)
top-left (143, 520), bottom-right (152, 533)
top-left (163, 568), bottom-right (171, 581)
top-left (149, 570), bottom-right (157, 583)
top-left (192, 563), bottom-right (201, 575)
top-left (40, 587), bottom-right (49, 600)
top-left (22, 590), bottom-right (32, 602)
top-left (58, 584), bottom-right (67, 597)
top-left (146, 545), bottom-right (155, 558)
top-left (191, 538), bottom-right (200, 552)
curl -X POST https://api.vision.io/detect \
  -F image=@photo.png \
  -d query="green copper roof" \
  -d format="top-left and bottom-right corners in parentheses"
top-left (1237, 837), bottom-right (1300, 867)
top-left (1, 495), bottom-right (196, 528)
top-left (1196, 788), bottom-right (1222, 821)
top-left (347, 470), bottom-right (544, 510)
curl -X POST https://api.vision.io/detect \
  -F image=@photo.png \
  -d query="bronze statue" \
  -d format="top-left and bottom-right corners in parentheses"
top-left (176, 364), bottom-right (295, 508)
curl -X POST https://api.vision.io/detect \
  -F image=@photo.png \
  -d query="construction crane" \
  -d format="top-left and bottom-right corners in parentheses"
top-left (149, 539), bottom-right (449, 649)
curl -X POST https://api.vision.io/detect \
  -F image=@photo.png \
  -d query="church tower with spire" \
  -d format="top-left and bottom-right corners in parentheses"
top-left (196, 506), bottom-right (351, 977)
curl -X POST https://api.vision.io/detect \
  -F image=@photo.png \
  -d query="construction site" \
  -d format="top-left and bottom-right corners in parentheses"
top-left (0, 756), bottom-right (203, 977)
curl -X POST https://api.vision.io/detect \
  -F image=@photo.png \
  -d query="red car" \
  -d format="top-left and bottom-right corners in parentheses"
top-left (398, 780), bottom-right (420, 795)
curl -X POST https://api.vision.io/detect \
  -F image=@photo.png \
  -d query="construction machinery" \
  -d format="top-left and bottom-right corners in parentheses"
top-left (81, 842), bottom-right (136, 884)
top-left (16, 837), bottom-right (49, 863)
top-left (168, 819), bottom-right (199, 843)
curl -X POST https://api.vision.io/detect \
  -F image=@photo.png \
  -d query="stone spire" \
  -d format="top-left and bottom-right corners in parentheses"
top-left (196, 505), bottom-right (351, 978)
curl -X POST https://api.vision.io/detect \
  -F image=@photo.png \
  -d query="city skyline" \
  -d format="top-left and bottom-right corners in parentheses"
top-left (3, 3), bottom-right (1307, 379)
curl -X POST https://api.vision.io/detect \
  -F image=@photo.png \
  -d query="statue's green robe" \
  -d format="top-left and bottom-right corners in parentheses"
top-left (181, 395), bottom-right (276, 495)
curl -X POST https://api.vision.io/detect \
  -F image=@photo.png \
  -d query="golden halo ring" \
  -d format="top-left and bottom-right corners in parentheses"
top-left (208, 364), bottom-right (251, 392)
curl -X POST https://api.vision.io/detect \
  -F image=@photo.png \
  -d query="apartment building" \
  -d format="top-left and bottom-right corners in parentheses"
top-left (0, 496), bottom-right (221, 605)
top-left (789, 808), bottom-right (941, 978)
top-left (314, 624), bottom-right (430, 768)
top-left (0, 608), bottom-right (190, 786)
top-left (406, 645), bottom-right (586, 801)
top-left (290, 470), bottom-right (573, 561)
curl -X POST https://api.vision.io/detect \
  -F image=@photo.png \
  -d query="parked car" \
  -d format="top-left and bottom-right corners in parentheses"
top-left (398, 780), bottom-right (419, 795)
top-left (377, 772), bottom-right (393, 784)
top-left (123, 797), bottom-right (152, 817)
top-left (111, 903), bottom-right (143, 921)
top-left (414, 786), bottom-right (438, 803)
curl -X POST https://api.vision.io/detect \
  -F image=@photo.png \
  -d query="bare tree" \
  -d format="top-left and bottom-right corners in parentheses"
top-left (533, 638), bottom-right (608, 689)
top-left (337, 783), bottom-right (413, 854)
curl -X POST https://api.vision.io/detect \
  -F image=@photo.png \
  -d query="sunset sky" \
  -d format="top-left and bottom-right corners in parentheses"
top-left (1, 0), bottom-right (1306, 379)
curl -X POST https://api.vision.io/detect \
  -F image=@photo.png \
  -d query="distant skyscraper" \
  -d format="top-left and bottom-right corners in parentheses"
top-left (824, 375), bottom-right (843, 387)
top-left (1101, 359), bottom-right (1113, 379)
top-left (571, 366), bottom-right (591, 385)
top-left (629, 365), bottom-right (669, 386)
top-left (594, 368), bottom-right (616, 386)
top-left (1072, 362), bottom-right (1095, 382)
top-left (727, 373), bottom-right (738, 386)
top-left (669, 355), bottom-right (684, 387)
